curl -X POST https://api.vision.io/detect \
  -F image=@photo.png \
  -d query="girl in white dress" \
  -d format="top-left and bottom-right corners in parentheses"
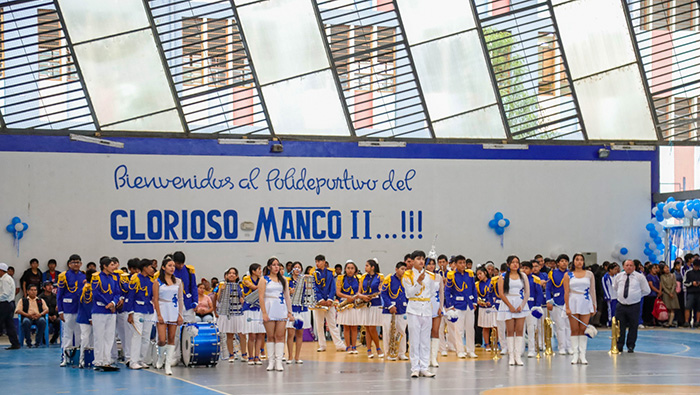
top-left (214, 267), bottom-right (245, 363)
top-left (476, 267), bottom-right (496, 351)
top-left (153, 256), bottom-right (184, 375)
top-left (286, 262), bottom-right (311, 364)
top-left (241, 263), bottom-right (264, 365)
top-left (425, 258), bottom-right (444, 367)
top-left (497, 255), bottom-right (530, 366)
top-left (259, 257), bottom-right (293, 372)
top-left (564, 253), bottom-right (596, 365)
top-left (336, 261), bottom-right (361, 354)
top-left (358, 259), bottom-right (384, 359)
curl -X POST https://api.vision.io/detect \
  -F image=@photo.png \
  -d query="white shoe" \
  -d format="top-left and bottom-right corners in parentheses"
top-left (387, 357), bottom-right (397, 361)
top-left (566, 348), bottom-right (574, 355)
top-left (528, 351), bottom-right (536, 358)
top-left (156, 346), bottom-right (165, 369)
top-left (247, 360), bottom-right (255, 365)
top-left (570, 336), bottom-right (580, 365)
top-left (429, 339), bottom-right (440, 367)
top-left (457, 352), bottom-right (467, 358)
top-left (579, 336), bottom-right (588, 365)
top-left (266, 342), bottom-right (275, 371)
top-left (420, 370), bottom-right (436, 378)
top-left (411, 371), bottom-right (419, 378)
top-left (164, 345), bottom-right (174, 376)
top-left (441, 351), bottom-right (448, 357)
top-left (317, 347), bottom-right (326, 352)
top-left (129, 362), bottom-right (143, 370)
top-left (286, 360), bottom-right (293, 365)
top-left (295, 360), bottom-right (303, 364)
top-left (275, 343), bottom-right (285, 371)
top-left (558, 349), bottom-right (568, 355)
top-left (255, 359), bottom-right (262, 365)
top-left (514, 337), bottom-right (524, 366)
top-left (399, 355), bottom-right (409, 361)
top-left (507, 337), bottom-right (515, 366)
top-left (467, 352), bottom-right (478, 358)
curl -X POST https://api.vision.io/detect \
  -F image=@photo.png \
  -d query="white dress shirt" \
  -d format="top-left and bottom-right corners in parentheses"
top-left (403, 268), bottom-right (434, 317)
top-left (0, 273), bottom-right (15, 302)
top-left (612, 271), bottom-right (650, 305)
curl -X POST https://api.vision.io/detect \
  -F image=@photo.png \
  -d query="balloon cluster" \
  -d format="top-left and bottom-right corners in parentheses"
top-left (652, 197), bottom-right (700, 221)
top-left (5, 216), bottom-right (28, 240)
top-left (611, 243), bottom-right (629, 261)
top-left (488, 212), bottom-right (510, 236)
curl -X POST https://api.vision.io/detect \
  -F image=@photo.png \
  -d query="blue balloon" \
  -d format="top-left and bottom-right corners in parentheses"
top-left (677, 202), bottom-right (685, 210)
top-left (667, 197), bottom-right (675, 203)
top-left (658, 243), bottom-right (665, 250)
top-left (504, 219), bottom-right (510, 228)
top-left (620, 248), bottom-right (628, 255)
top-left (654, 237), bottom-right (662, 245)
top-left (649, 254), bottom-right (657, 261)
top-left (644, 248), bottom-right (652, 256)
top-left (21, 223), bottom-right (28, 231)
top-left (657, 203), bottom-right (665, 211)
top-left (646, 223), bottom-right (655, 231)
top-left (495, 227), bottom-right (505, 235)
top-left (649, 230), bottom-right (658, 238)
top-left (494, 212), bottom-right (504, 220)
top-left (11, 217), bottom-right (20, 224)
top-left (5, 224), bottom-right (14, 233)
top-left (656, 212), bottom-right (664, 222)
top-left (16, 231), bottom-right (23, 240)
top-left (488, 219), bottom-right (497, 229)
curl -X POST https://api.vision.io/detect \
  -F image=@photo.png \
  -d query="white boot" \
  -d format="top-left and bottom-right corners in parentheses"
top-left (579, 336), bottom-right (588, 365)
top-left (570, 336), bottom-right (580, 364)
top-left (429, 338), bottom-right (439, 368)
top-left (155, 345), bottom-right (165, 369)
top-left (507, 337), bottom-right (515, 366)
top-left (266, 342), bottom-right (275, 371)
top-left (514, 337), bottom-right (524, 366)
top-left (164, 345), bottom-right (174, 375)
top-left (275, 343), bottom-right (285, 371)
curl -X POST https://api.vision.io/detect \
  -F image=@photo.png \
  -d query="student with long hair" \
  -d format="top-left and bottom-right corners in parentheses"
top-left (336, 260), bottom-right (361, 354)
top-left (563, 253), bottom-right (596, 364)
top-left (475, 266), bottom-right (496, 351)
top-left (359, 259), bottom-right (384, 359)
top-left (259, 257), bottom-right (294, 371)
top-left (153, 256), bottom-right (184, 375)
top-left (215, 267), bottom-right (245, 363)
top-left (242, 263), bottom-right (265, 365)
top-left (497, 255), bottom-right (530, 366)
top-left (126, 259), bottom-right (156, 370)
top-left (286, 261), bottom-right (311, 364)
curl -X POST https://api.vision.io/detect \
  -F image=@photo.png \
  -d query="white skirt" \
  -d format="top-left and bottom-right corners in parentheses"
top-left (286, 310), bottom-right (312, 329)
top-left (478, 307), bottom-right (497, 328)
top-left (158, 301), bottom-right (179, 324)
top-left (431, 300), bottom-right (441, 318)
top-left (218, 314), bottom-right (244, 334)
top-left (363, 306), bottom-right (383, 326)
top-left (497, 295), bottom-right (530, 321)
top-left (265, 298), bottom-right (288, 321)
top-left (337, 307), bottom-right (362, 326)
top-left (569, 293), bottom-right (595, 315)
top-left (243, 310), bottom-right (265, 334)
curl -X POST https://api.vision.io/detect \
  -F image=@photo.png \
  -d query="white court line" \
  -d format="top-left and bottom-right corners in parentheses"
top-left (141, 367), bottom-right (230, 395)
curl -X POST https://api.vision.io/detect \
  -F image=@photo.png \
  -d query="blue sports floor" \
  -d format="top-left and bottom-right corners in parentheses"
top-left (2, 329), bottom-right (700, 395)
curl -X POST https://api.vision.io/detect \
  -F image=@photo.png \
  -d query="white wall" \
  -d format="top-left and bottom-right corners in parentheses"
top-left (0, 151), bottom-right (651, 281)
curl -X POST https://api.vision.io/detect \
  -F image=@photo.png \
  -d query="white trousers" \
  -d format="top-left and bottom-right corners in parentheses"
top-left (438, 316), bottom-right (452, 352)
top-left (381, 313), bottom-right (407, 356)
top-left (313, 307), bottom-right (344, 350)
top-left (449, 309), bottom-right (475, 354)
top-left (551, 306), bottom-right (571, 351)
top-left (92, 314), bottom-right (116, 367)
top-left (112, 311), bottom-right (131, 360)
top-left (407, 314), bottom-right (431, 373)
top-left (526, 314), bottom-right (538, 352)
top-left (130, 313), bottom-right (154, 366)
top-left (61, 313), bottom-right (81, 350)
top-left (536, 315), bottom-right (544, 349)
top-left (79, 323), bottom-right (93, 350)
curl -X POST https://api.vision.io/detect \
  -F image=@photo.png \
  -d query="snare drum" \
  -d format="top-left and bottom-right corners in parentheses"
top-left (181, 322), bottom-right (221, 367)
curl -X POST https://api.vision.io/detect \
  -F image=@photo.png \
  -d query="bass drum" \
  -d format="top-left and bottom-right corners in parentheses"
top-left (181, 322), bottom-right (221, 367)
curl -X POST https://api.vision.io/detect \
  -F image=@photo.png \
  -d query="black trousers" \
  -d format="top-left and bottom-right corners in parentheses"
top-left (0, 301), bottom-right (20, 347)
top-left (616, 302), bottom-right (641, 351)
top-left (48, 315), bottom-right (61, 341)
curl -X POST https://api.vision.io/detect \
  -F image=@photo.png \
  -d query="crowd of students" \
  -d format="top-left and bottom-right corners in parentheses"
top-left (1, 250), bottom-right (699, 378)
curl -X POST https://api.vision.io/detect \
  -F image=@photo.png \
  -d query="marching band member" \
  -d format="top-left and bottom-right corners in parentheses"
top-left (242, 263), bottom-right (265, 365)
top-left (359, 259), bottom-right (383, 358)
top-left (112, 261), bottom-right (131, 365)
top-left (403, 250), bottom-right (435, 378)
top-left (445, 255), bottom-right (478, 359)
top-left (435, 254), bottom-right (452, 356)
top-left (532, 258), bottom-right (548, 349)
top-left (521, 261), bottom-right (545, 358)
top-left (564, 253), bottom-right (596, 364)
top-left (286, 262), bottom-right (311, 364)
top-left (602, 263), bottom-right (620, 327)
top-left (215, 267), bottom-right (245, 363)
top-left (126, 259), bottom-right (156, 370)
top-left (91, 256), bottom-right (121, 371)
top-left (476, 266), bottom-right (496, 351)
top-left (425, 256), bottom-right (444, 367)
top-left (57, 254), bottom-right (84, 366)
top-left (546, 254), bottom-right (572, 355)
top-left (77, 268), bottom-right (96, 368)
top-left (336, 260), bottom-right (361, 354)
top-left (497, 255), bottom-right (530, 366)
top-left (381, 261), bottom-right (408, 361)
top-left (312, 254), bottom-right (345, 352)
top-left (259, 258), bottom-right (294, 372)
top-left (153, 256), bottom-right (184, 375)
top-left (172, 251), bottom-right (197, 363)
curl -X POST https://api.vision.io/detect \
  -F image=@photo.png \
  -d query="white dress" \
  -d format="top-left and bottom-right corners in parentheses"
top-left (497, 275), bottom-right (530, 321)
top-left (568, 272), bottom-right (595, 315)
top-left (263, 276), bottom-right (288, 321)
top-left (158, 278), bottom-right (182, 324)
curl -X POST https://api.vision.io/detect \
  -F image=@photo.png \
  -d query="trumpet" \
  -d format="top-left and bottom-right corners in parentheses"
top-left (544, 310), bottom-right (554, 356)
top-left (610, 317), bottom-right (621, 354)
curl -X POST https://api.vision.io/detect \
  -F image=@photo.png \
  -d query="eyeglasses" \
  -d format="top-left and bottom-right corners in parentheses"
top-left (69, 261), bottom-right (81, 265)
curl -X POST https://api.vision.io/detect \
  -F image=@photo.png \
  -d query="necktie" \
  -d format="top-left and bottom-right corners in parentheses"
top-left (623, 273), bottom-right (630, 299)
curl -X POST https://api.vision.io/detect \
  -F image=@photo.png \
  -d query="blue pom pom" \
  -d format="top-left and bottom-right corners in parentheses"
top-left (293, 318), bottom-right (304, 330)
